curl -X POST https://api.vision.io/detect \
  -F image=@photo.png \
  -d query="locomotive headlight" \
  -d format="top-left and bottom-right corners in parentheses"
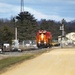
top-left (44, 42), bottom-right (46, 44)
top-left (41, 34), bottom-right (44, 39)
top-left (38, 41), bottom-right (41, 44)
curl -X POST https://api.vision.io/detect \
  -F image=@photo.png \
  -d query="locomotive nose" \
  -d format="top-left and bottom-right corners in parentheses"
top-left (41, 34), bottom-right (44, 40)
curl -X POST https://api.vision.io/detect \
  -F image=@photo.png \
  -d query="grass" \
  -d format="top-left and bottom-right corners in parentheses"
top-left (0, 54), bottom-right (34, 73)
top-left (0, 49), bottom-right (49, 74)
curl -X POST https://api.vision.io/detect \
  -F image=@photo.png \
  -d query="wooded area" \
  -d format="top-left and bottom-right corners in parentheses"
top-left (0, 11), bottom-right (75, 44)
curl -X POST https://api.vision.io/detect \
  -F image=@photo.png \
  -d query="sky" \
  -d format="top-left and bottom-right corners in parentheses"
top-left (0, 0), bottom-right (75, 22)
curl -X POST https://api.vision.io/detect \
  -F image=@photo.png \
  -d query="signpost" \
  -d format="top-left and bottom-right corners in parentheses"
top-left (60, 19), bottom-right (65, 48)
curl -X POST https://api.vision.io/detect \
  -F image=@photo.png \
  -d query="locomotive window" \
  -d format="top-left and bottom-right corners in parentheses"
top-left (39, 33), bottom-right (46, 35)
top-left (43, 33), bottom-right (46, 35)
top-left (39, 33), bottom-right (42, 35)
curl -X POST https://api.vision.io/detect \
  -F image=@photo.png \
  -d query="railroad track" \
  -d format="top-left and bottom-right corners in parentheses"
top-left (1, 45), bottom-right (74, 59)
top-left (0, 47), bottom-right (52, 59)
top-left (0, 45), bottom-right (69, 53)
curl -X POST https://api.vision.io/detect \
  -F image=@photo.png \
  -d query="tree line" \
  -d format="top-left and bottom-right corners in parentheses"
top-left (0, 11), bottom-right (75, 44)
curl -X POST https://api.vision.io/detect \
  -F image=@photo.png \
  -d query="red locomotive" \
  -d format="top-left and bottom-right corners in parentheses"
top-left (36, 30), bottom-right (52, 48)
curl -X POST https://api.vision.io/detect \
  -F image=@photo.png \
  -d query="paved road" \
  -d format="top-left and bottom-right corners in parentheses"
top-left (1, 47), bottom-right (75, 75)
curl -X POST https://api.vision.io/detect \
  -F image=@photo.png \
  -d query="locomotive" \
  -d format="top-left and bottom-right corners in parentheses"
top-left (36, 30), bottom-right (52, 48)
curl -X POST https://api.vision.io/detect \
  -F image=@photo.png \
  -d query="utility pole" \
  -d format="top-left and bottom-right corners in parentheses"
top-left (13, 17), bottom-right (18, 40)
top-left (21, 0), bottom-right (24, 12)
top-left (12, 17), bottom-right (19, 50)
top-left (15, 27), bottom-right (17, 40)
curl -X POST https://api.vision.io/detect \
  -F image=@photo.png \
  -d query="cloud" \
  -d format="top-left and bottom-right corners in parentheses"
top-left (25, 0), bottom-right (75, 4)
top-left (25, 7), bottom-right (74, 22)
top-left (0, 2), bottom-right (74, 22)
top-left (0, 2), bottom-right (20, 18)
top-left (0, 3), bottom-right (20, 13)
top-left (67, 0), bottom-right (75, 4)
top-left (25, 7), bottom-right (60, 21)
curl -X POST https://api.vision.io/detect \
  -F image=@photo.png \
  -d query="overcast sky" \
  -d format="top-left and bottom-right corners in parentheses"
top-left (0, 0), bottom-right (75, 22)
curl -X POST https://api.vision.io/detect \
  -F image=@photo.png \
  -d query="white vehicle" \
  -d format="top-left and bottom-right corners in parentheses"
top-left (12, 40), bottom-right (21, 52)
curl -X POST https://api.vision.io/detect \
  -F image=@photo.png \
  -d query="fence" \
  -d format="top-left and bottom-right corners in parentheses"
top-left (19, 40), bottom-right (37, 49)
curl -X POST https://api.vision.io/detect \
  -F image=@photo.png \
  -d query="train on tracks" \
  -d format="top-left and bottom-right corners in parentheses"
top-left (36, 30), bottom-right (52, 48)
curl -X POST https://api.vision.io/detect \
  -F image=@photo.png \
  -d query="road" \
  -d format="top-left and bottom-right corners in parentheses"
top-left (1, 47), bottom-right (75, 75)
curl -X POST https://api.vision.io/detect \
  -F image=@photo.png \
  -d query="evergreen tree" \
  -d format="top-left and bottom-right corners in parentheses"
top-left (0, 25), bottom-right (14, 44)
top-left (40, 19), bottom-right (60, 39)
top-left (16, 11), bottom-right (39, 41)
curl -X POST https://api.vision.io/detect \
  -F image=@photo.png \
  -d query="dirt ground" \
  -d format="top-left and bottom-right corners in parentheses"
top-left (1, 47), bottom-right (75, 75)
